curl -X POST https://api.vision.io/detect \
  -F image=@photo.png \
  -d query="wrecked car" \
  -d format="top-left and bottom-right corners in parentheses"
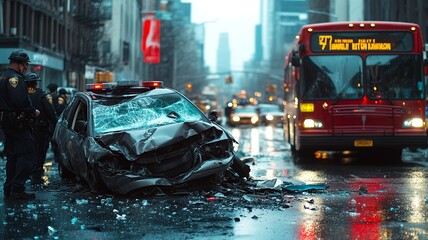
top-left (52, 81), bottom-right (248, 195)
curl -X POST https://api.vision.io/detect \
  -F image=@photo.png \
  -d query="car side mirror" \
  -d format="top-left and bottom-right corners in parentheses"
top-left (75, 120), bottom-right (87, 135)
top-left (208, 110), bottom-right (218, 122)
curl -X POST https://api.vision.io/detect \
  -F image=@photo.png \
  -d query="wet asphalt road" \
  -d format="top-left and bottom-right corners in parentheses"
top-left (1, 124), bottom-right (428, 239)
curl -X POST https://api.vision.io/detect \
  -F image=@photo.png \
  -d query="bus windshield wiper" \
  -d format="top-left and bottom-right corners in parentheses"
top-left (332, 70), bottom-right (361, 106)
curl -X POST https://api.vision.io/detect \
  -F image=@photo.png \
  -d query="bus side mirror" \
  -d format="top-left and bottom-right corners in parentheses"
top-left (291, 55), bottom-right (300, 67)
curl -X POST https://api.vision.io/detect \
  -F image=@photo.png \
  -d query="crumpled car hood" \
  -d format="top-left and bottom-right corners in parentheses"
top-left (84, 121), bottom-right (235, 195)
top-left (96, 121), bottom-right (219, 160)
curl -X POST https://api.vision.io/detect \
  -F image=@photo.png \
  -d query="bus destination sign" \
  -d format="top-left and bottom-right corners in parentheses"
top-left (310, 32), bottom-right (413, 52)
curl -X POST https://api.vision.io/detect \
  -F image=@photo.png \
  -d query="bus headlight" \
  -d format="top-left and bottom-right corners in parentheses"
top-left (232, 116), bottom-right (240, 122)
top-left (251, 116), bottom-right (259, 124)
top-left (303, 119), bottom-right (323, 128)
top-left (403, 118), bottom-right (424, 128)
top-left (266, 114), bottom-right (274, 121)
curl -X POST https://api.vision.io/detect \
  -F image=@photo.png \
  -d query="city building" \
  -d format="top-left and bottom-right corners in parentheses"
top-left (364, 0), bottom-right (428, 42)
top-left (0, 0), bottom-right (107, 90)
top-left (141, 0), bottom-right (206, 93)
top-left (95, 0), bottom-right (143, 83)
top-left (246, 0), bottom-right (307, 103)
top-left (216, 32), bottom-right (231, 74)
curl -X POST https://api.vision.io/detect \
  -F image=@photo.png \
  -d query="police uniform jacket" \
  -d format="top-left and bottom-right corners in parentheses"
top-left (53, 94), bottom-right (67, 115)
top-left (28, 87), bottom-right (58, 127)
top-left (0, 68), bottom-right (35, 115)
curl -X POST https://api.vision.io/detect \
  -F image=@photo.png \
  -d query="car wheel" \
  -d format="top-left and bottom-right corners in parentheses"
top-left (86, 163), bottom-right (107, 193)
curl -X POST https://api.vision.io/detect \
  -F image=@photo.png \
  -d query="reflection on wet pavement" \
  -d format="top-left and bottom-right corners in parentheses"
top-left (1, 124), bottom-right (428, 239)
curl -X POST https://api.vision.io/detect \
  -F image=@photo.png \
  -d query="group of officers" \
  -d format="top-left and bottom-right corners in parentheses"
top-left (0, 50), bottom-right (68, 200)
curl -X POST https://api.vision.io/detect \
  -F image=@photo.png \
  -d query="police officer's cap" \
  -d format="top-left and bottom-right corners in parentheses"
top-left (8, 50), bottom-right (31, 63)
top-left (25, 72), bottom-right (41, 82)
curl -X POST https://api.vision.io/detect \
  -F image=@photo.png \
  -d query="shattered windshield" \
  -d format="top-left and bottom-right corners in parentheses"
top-left (366, 54), bottom-right (424, 99)
top-left (301, 55), bottom-right (363, 100)
top-left (92, 93), bottom-right (206, 134)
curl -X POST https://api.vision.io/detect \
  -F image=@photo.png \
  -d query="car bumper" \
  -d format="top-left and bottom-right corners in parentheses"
top-left (99, 156), bottom-right (234, 195)
top-left (300, 135), bottom-right (427, 150)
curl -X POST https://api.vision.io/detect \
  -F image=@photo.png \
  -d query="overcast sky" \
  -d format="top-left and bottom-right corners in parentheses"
top-left (183, 0), bottom-right (260, 72)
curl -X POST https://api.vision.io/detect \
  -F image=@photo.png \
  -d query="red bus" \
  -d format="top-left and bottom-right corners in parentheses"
top-left (283, 21), bottom-right (427, 160)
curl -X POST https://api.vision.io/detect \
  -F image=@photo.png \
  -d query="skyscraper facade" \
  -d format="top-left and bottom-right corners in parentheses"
top-left (216, 32), bottom-right (231, 74)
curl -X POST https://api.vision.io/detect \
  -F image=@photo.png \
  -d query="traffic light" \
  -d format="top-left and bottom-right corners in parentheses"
top-left (186, 83), bottom-right (192, 92)
top-left (265, 84), bottom-right (272, 93)
top-left (225, 75), bottom-right (233, 84)
top-left (271, 84), bottom-right (277, 93)
top-left (265, 84), bottom-right (278, 93)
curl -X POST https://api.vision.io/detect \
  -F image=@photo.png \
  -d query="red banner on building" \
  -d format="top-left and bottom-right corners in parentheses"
top-left (142, 15), bottom-right (160, 64)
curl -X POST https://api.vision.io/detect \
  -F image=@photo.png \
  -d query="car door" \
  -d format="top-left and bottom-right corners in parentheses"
top-left (66, 99), bottom-right (89, 177)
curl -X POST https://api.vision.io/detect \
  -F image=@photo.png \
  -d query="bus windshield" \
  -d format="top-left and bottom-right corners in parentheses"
top-left (301, 55), bottom-right (363, 100)
top-left (301, 54), bottom-right (424, 100)
top-left (366, 54), bottom-right (424, 100)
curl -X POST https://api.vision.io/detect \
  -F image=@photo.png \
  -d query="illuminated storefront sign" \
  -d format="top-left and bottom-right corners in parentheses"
top-left (311, 32), bottom-right (413, 52)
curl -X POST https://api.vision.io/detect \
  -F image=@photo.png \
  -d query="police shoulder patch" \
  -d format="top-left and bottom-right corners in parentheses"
top-left (46, 94), bottom-right (53, 104)
top-left (8, 77), bottom-right (19, 88)
top-left (58, 97), bottom-right (64, 104)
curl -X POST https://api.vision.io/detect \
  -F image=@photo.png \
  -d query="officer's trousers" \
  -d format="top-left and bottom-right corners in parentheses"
top-left (31, 127), bottom-right (51, 180)
top-left (2, 125), bottom-right (35, 193)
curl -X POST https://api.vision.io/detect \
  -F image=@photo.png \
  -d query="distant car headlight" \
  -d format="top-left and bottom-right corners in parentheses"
top-left (403, 118), bottom-right (424, 128)
top-left (251, 116), bottom-right (259, 124)
top-left (303, 119), bottom-right (323, 128)
top-left (205, 105), bottom-right (211, 111)
top-left (232, 116), bottom-right (240, 122)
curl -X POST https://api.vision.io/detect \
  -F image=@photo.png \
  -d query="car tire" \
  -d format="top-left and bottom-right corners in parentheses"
top-left (86, 163), bottom-right (107, 193)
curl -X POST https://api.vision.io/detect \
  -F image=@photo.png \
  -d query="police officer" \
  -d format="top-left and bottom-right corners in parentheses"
top-left (46, 82), bottom-right (60, 162)
top-left (47, 83), bottom-right (59, 111)
top-left (55, 88), bottom-right (68, 115)
top-left (25, 73), bottom-right (58, 184)
top-left (0, 49), bottom-right (40, 200)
